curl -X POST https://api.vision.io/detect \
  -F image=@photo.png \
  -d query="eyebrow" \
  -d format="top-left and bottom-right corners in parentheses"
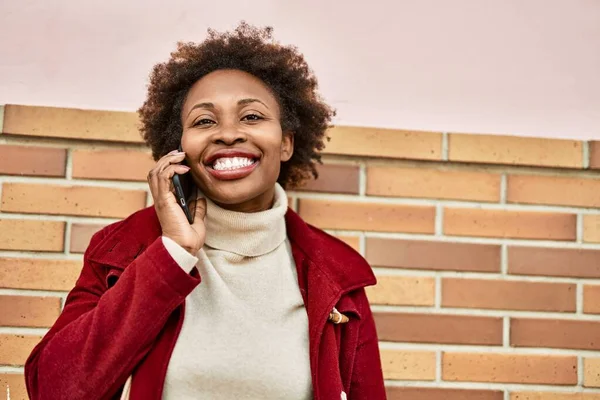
top-left (186, 98), bottom-right (269, 118)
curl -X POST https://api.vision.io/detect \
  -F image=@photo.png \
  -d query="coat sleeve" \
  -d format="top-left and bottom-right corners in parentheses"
top-left (348, 290), bottom-right (387, 400)
top-left (24, 229), bottom-right (201, 400)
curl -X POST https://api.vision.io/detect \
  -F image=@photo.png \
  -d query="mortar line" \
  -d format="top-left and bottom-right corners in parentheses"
top-left (434, 276), bottom-right (442, 309)
top-left (0, 327), bottom-right (49, 335)
top-left (501, 243), bottom-right (508, 275)
top-left (583, 141), bottom-right (590, 169)
top-left (435, 350), bottom-right (442, 382)
top-left (579, 355), bottom-right (584, 386)
top-left (577, 283), bottom-right (584, 315)
top-left (359, 233), bottom-right (366, 257)
top-left (0, 288), bottom-right (68, 297)
top-left (503, 316), bottom-right (510, 347)
top-left (435, 204), bottom-right (443, 236)
top-left (63, 219), bottom-right (72, 255)
top-left (378, 340), bottom-right (600, 356)
top-left (65, 146), bottom-right (73, 180)
top-left (442, 132), bottom-right (449, 161)
top-left (0, 105), bottom-right (4, 133)
top-left (500, 173), bottom-right (507, 204)
top-left (358, 161), bottom-right (367, 196)
top-left (0, 367), bottom-right (24, 374)
top-left (371, 304), bottom-right (600, 320)
top-left (577, 214), bottom-right (584, 243)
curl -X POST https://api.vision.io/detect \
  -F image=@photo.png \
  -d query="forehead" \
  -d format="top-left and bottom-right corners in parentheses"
top-left (182, 69), bottom-right (279, 113)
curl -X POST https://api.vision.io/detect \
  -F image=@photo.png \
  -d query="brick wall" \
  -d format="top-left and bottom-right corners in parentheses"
top-left (1, 104), bottom-right (600, 399)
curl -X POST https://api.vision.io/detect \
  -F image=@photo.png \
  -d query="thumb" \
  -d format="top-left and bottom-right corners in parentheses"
top-left (191, 197), bottom-right (207, 227)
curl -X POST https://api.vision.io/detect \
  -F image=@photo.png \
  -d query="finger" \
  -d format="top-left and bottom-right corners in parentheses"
top-left (191, 198), bottom-right (207, 227)
top-left (156, 152), bottom-right (186, 172)
top-left (148, 153), bottom-right (187, 196)
top-left (147, 152), bottom-right (185, 187)
top-left (157, 164), bottom-right (190, 200)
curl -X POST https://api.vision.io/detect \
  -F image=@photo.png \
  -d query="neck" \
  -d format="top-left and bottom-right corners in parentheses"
top-left (203, 183), bottom-right (288, 257)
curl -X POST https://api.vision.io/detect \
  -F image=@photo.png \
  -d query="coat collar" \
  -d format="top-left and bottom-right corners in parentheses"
top-left (87, 206), bottom-right (376, 293)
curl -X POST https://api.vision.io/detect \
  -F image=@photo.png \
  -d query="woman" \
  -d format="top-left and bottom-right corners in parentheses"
top-left (25, 23), bottom-right (385, 400)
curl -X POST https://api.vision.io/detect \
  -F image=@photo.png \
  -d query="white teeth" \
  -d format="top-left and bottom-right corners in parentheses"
top-left (212, 157), bottom-right (255, 171)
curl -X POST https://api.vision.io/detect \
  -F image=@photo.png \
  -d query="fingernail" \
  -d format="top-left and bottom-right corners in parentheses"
top-left (168, 149), bottom-right (178, 155)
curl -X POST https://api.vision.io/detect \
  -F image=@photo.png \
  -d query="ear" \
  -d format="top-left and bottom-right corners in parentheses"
top-left (280, 131), bottom-right (294, 162)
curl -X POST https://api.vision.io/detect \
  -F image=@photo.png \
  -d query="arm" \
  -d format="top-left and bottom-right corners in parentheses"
top-left (349, 290), bottom-right (387, 400)
top-left (24, 231), bottom-right (200, 400)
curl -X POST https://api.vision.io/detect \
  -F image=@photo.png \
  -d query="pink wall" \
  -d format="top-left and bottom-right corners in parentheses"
top-left (1, 0), bottom-right (599, 139)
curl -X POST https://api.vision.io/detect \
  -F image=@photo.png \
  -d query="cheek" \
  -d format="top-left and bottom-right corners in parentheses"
top-left (181, 131), bottom-right (209, 159)
top-left (256, 127), bottom-right (285, 156)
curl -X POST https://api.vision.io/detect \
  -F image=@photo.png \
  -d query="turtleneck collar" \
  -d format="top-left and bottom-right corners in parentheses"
top-left (202, 183), bottom-right (288, 257)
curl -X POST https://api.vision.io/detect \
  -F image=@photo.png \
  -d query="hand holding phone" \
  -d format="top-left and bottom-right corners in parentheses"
top-left (147, 147), bottom-right (207, 255)
top-left (172, 145), bottom-right (197, 224)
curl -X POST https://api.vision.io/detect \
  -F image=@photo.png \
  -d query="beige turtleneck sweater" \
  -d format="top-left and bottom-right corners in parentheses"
top-left (149, 183), bottom-right (311, 399)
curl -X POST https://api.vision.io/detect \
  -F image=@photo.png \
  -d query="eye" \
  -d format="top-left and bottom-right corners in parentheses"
top-left (241, 114), bottom-right (263, 122)
top-left (193, 118), bottom-right (215, 127)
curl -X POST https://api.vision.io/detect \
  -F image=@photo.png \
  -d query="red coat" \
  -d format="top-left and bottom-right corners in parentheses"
top-left (25, 206), bottom-right (386, 400)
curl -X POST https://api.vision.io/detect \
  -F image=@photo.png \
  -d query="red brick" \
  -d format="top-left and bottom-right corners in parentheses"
top-left (589, 141), bottom-right (600, 169)
top-left (2, 104), bottom-right (141, 142)
top-left (380, 350), bottom-right (436, 380)
top-left (1, 183), bottom-right (147, 218)
top-left (0, 295), bottom-right (61, 327)
top-left (0, 219), bottom-right (65, 252)
top-left (449, 133), bottom-right (583, 168)
top-left (444, 208), bottom-right (576, 241)
top-left (70, 223), bottom-right (108, 253)
top-left (511, 392), bottom-right (600, 400)
top-left (324, 126), bottom-right (442, 160)
top-left (442, 278), bottom-right (576, 312)
top-left (583, 215), bottom-right (600, 243)
top-left (374, 312), bottom-right (502, 345)
top-left (72, 148), bottom-right (154, 181)
top-left (509, 247), bottom-right (600, 278)
top-left (366, 276), bottom-right (435, 306)
top-left (296, 164), bottom-right (360, 194)
top-left (387, 387), bottom-right (503, 400)
top-left (0, 374), bottom-right (27, 400)
top-left (0, 334), bottom-right (43, 366)
top-left (511, 318), bottom-right (600, 350)
top-left (367, 166), bottom-right (500, 201)
top-left (507, 175), bottom-right (600, 208)
top-left (0, 144), bottom-right (66, 177)
top-left (298, 199), bottom-right (435, 233)
top-left (0, 257), bottom-right (81, 291)
top-left (365, 238), bottom-right (500, 272)
top-left (333, 235), bottom-right (360, 252)
top-left (584, 285), bottom-right (600, 314)
top-left (442, 352), bottom-right (577, 384)
top-left (584, 357), bottom-right (600, 387)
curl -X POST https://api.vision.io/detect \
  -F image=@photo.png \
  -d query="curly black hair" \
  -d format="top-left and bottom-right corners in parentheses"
top-left (138, 22), bottom-right (335, 189)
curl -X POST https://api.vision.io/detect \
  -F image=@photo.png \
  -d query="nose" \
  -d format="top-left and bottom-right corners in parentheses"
top-left (212, 121), bottom-right (247, 146)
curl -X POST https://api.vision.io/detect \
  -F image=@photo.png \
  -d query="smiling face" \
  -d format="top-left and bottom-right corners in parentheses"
top-left (180, 69), bottom-right (294, 213)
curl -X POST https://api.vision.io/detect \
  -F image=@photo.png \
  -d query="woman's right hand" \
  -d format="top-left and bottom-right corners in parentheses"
top-left (147, 150), bottom-right (207, 255)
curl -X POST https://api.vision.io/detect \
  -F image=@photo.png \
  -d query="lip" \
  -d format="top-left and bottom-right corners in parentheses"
top-left (206, 159), bottom-right (260, 181)
top-left (203, 148), bottom-right (261, 165)
top-left (203, 148), bottom-right (261, 181)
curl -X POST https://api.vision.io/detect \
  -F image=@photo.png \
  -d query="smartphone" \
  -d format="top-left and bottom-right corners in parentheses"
top-left (172, 144), bottom-right (197, 224)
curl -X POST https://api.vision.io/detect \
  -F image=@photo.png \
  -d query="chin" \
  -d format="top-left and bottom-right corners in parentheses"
top-left (203, 179), bottom-right (269, 205)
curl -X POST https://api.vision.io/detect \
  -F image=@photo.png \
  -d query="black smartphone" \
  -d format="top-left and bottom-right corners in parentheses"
top-left (172, 145), bottom-right (197, 224)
